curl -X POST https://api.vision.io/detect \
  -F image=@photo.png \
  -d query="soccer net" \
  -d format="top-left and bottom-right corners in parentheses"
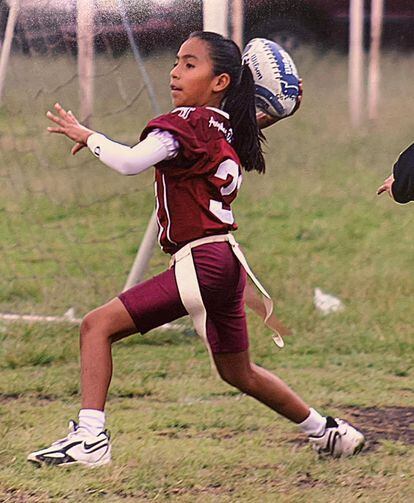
top-left (0, 0), bottom-right (180, 322)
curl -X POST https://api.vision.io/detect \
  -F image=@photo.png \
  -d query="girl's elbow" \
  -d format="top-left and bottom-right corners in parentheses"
top-left (118, 161), bottom-right (139, 176)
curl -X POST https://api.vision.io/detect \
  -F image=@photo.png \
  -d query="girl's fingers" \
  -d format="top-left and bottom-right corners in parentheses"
top-left (47, 126), bottom-right (65, 134)
top-left (46, 111), bottom-right (65, 126)
top-left (71, 142), bottom-right (85, 155)
top-left (67, 110), bottom-right (79, 125)
top-left (54, 102), bottom-right (68, 119)
top-left (377, 185), bottom-right (386, 195)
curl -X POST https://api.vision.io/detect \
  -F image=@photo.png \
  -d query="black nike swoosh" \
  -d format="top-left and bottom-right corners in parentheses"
top-left (56, 440), bottom-right (83, 453)
top-left (84, 438), bottom-right (108, 450)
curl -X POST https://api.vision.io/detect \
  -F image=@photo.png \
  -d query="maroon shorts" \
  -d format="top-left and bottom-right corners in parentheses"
top-left (118, 242), bottom-right (248, 354)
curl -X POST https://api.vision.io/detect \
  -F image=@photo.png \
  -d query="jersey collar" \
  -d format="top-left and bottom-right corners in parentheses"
top-left (171, 106), bottom-right (230, 120)
top-left (206, 107), bottom-right (230, 119)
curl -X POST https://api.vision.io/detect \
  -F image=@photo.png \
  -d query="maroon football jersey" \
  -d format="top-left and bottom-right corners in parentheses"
top-left (140, 107), bottom-right (242, 254)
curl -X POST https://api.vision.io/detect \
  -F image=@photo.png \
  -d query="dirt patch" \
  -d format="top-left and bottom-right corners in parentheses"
top-left (1, 489), bottom-right (49, 503)
top-left (295, 471), bottom-right (320, 488)
top-left (0, 392), bottom-right (62, 404)
top-left (346, 406), bottom-right (414, 449)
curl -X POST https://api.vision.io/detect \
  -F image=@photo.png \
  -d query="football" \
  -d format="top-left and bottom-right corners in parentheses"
top-left (242, 38), bottom-right (301, 119)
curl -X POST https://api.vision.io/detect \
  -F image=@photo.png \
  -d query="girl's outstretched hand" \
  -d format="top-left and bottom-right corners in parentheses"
top-left (46, 103), bottom-right (94, 155)
top-left (377, 174), bottom-right (394, 198)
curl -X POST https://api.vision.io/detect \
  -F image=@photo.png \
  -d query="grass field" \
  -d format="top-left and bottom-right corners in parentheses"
top-left (0, 47), bottom-right (413, 501)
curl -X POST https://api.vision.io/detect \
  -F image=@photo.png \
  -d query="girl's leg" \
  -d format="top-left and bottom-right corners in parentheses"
top-left (80, 297), bottom-right (138, 411)
top-left (79, 266), bottom-right (187, 411)
top-left (213, 350), bottom-right (309, 423)
top-left (212, 350), bottom-right (366, 458)
top-left (28, 269), bottom-right (188, 466)
top-left (27, 298), bottom-right (137, 466)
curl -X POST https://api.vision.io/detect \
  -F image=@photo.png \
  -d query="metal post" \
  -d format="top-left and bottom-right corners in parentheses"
top-left (368, 0), bottom-right (384, 120)
top-left (77, 0), bottom-right (95, 126)
top-left (349, 0), bottom-right (365, 128)
top-left (123, 211), bottom-right (158, 291)
top-left (203, 0), bottom-right (229, 36)
top-left (231, 0), bottom-right (244, 49)
top-left (0, 0), bottom-right (20, 105)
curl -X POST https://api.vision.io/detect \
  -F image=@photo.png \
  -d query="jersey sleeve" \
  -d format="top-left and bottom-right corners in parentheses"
top-left (140, 109), bottom-right (210, 165)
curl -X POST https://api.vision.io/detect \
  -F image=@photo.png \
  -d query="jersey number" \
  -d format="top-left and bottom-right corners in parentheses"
top-left (209, 159), bottom-right (242, 224)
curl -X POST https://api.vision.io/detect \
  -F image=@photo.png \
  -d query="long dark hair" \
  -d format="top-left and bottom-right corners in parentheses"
top-left (189, 31), bottom-right (266, 174)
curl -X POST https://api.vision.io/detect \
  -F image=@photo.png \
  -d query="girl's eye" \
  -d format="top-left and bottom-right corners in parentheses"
top-left (186, 63), bottom-right (195, 69)
top-left (172, 62), bottom-right (178, 68)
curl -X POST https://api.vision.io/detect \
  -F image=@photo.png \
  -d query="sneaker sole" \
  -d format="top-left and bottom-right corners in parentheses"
top-left (27, 454), bottom-right (111, 468)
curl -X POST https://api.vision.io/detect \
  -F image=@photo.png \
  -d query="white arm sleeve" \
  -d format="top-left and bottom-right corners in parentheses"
top-left (86, 129), bottom-right (179, 175)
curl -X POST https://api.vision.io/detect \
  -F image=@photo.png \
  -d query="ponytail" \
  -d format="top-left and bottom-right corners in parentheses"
top-left (223, 64), bottom-right (266, 173)
top-left (189, 31), bottom-right (266, 174)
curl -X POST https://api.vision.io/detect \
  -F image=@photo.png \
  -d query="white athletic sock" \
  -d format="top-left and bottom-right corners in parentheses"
top-left (298, 408), bottom-right (326, 437)
top-left (78, 409), bottom-right (106, 436)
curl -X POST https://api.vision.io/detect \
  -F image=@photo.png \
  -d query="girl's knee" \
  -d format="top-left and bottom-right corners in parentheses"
top-left (216, 366), bottom-right (234, 386)
top-left (217, 365), bottom-right (255, 392)
top-left (80, 311), bottom-right (93, 337)
top-left (80, 309), bottom-right (112, 342)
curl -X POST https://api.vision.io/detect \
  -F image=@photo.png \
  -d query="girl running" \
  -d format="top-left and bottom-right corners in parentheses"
top-left (28, 32), bottom-right (364, 467)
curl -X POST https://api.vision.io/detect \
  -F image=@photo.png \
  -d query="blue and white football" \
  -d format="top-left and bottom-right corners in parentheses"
top-left (242, 38), bottom-right (300, 119)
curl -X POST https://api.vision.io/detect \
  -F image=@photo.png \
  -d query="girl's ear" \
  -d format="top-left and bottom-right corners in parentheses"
top-left (213, 73), bottom-right (231, 93)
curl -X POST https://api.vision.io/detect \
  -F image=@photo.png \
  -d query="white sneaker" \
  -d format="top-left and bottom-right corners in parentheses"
top-left (27, 420), bottom-right (111, 467)
top-left (309, 416), bottom-right (365, 458)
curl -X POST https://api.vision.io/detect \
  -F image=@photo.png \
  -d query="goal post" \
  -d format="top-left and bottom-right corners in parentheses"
top-left (231, 0), bottom-right (244, 49)
top-left (203, 0), bottom-right (229, 37)
top-left (0, 0), bottom-right (20, 105)
top-left (349, 0), bottom-right (365, 128)
top-left (368, 0), bottom-right (384, 121)
top-left (77, 0), bottom-right (95, 126)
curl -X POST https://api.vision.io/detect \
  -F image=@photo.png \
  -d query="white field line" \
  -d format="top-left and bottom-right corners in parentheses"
top-left (0, 310), bottom-right (82, 325)
top-left (0, 310), bottom-right (183, 332)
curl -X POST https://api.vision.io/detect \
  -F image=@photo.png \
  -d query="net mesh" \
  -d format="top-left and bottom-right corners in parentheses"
top-left (0, 0), bottom-right (183, 318)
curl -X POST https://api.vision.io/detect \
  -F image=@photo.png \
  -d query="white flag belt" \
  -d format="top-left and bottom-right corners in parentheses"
top-left (170, 233), bottom-right (284, 349)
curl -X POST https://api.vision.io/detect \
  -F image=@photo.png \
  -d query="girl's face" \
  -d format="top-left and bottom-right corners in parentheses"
top-left (170, 37), bottom-right (230, 108)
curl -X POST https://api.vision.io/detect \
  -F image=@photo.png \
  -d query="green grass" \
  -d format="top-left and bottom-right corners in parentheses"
top-left (0, 48), bottom-right (414, 501)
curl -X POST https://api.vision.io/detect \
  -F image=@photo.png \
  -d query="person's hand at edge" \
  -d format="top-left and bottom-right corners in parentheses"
top-left (377, 174), bottom-right (394, 198)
